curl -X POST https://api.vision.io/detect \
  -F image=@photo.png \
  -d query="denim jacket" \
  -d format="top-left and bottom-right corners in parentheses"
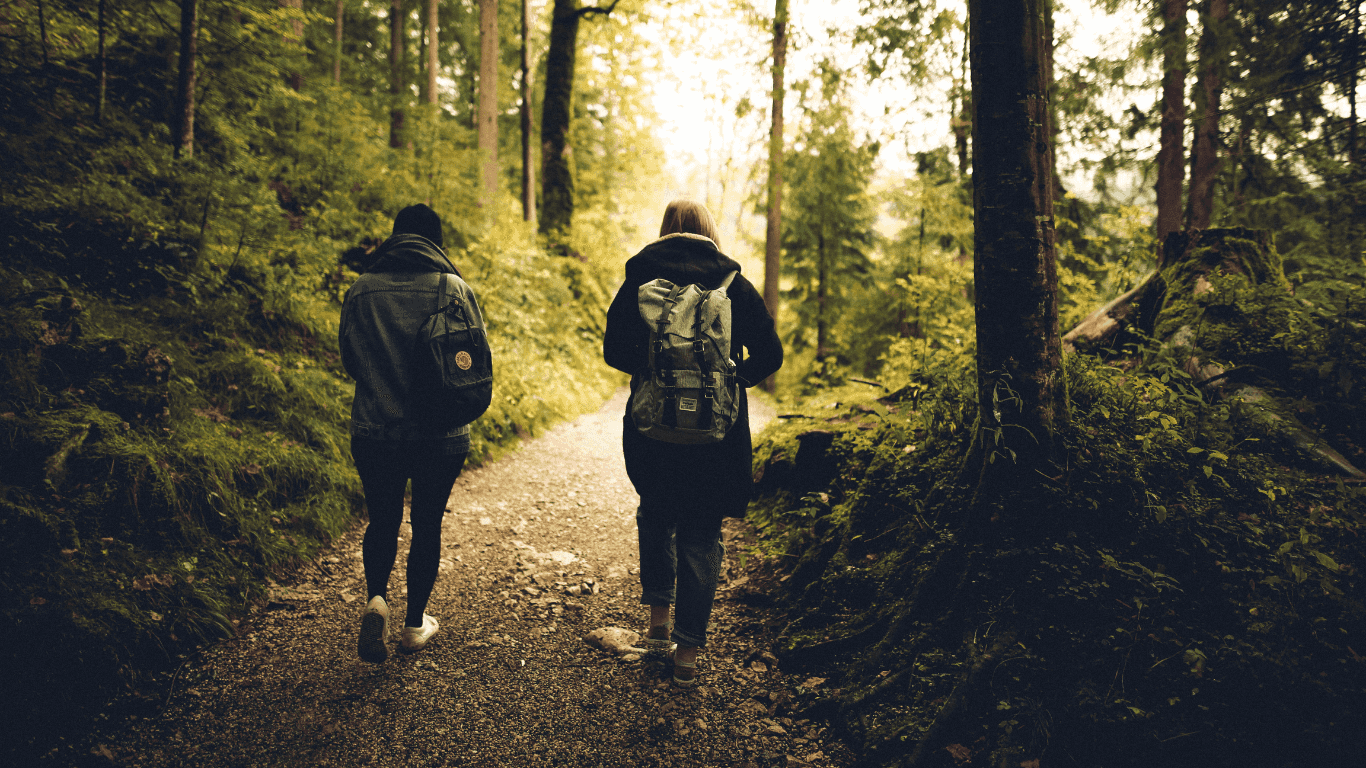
top-left (339, 234), bottom-right (477, 446)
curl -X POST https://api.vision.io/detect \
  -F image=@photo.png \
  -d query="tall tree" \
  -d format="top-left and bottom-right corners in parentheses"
top-left (478, 0), bottom-right (499, 205)
top-left (763, 0), bottom-right (788, 390)
top-left (389, 0), bottom-right (406, 149)
top-left (173, 0), bottom-right (199, 159)
top-left (952, 26), bottom-right (970, 178)
top-left (333, 0), bottom-right (344, 85)
top-left (968, 0), bottom-right (1067, 509)
top-left (539, 0), bottom-right (619, 235)
top-left (1351, 1), bottom-right (1361, 173)
top-left (1186, 0), bottom-right (1229, 229)
top-left (781, 65), bottom-right (878, 366)
top-left (521, 0), bottom-right (537, 224)
top-left (426, 0), bottom-right (439, 104)
top-left (1155, 0), bottom-right (1188, 244)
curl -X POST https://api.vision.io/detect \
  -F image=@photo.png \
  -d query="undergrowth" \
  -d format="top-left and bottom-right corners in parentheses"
top-left (748, 273), bottom-right (1366, 766)
top-left (0, 94), bottom-right (623, 762)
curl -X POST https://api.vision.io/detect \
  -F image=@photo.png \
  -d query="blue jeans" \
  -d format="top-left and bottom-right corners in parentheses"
top-left (636, 497), bottom-right (724, 648)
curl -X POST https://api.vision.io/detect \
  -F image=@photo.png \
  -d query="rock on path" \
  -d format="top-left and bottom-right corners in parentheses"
top-left (89, 389), bottom-right (853, 768)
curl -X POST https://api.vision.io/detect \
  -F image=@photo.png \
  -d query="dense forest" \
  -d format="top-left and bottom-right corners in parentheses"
top-left (1, 0), bottom-right (1364, 765)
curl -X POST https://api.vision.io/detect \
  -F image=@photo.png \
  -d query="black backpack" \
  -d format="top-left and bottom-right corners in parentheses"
top-left (417, 272), bottom-right (493, 427)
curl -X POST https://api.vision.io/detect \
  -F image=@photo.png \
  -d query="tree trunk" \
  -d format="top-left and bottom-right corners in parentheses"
top-left (426, 0), bottom-right (439, 104)
top-left (1063, 228), bottom-right (1366, 478)
top-left (334, 0), bottom-right (344, 85)
top-left (816, 229), bottom-right (828, 361)
top-left (389, 0), bottom-right (405, 149)
top-left (968, 0), bottom-right (1067, 510)
top-left (953, 26), bottom-right (970, 179)
top-left (280, 0), bottom-right (303, 90)
top-left (763, 0), bottom-right (788, 392)
top-left (521, 0), bottom-right (537, 225)
top-left (1186, 0), bottom-right (1228, 230)
top-left (1352, 1), bottom-right (1360, 173)
top-left (537, 0), bottom-right (616, 234)
top-left (98, 0), bottom-right (108, 122)
top-left (173, 0), bottom-right (199, 160)
top-left (540, 0), bottom-right (582, 234)
top-left (1155, 0), bottom-right (1187, 244)
top-left (478, 0), bottom-right (500, 206)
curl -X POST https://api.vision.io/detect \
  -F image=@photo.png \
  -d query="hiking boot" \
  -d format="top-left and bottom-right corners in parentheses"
top-left (358, 595), bottom-right (390, 664)
top-left (400, 613), bottom-right (439, 653)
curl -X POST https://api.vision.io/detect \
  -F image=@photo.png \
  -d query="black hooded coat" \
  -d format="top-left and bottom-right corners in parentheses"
top-left (603, 234), bottom-right (783, 519)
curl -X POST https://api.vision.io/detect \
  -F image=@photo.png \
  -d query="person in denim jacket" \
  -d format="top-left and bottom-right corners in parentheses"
top-left (603, 200), bottom-right (783, 686)
top-left (339, 204), bottom-right (475, 663)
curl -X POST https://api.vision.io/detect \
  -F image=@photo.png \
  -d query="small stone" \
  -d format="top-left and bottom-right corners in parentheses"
top-left (623, 653), bottom-right (642, 662)
top-left (479, 517), bottom-right (492, 525)
top-left (750, 660), bottom-right (769, 673)
top-left (765, 723), bottom-right (788, 736)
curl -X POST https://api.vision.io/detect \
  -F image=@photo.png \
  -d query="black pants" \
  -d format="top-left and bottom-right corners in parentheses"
top-left (351, 436), bottom-right (467, 627)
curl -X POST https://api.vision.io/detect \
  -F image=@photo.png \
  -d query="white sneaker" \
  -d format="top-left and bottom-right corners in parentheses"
top-left (400, 613), bottom-right (439, 653)
top-left (358, 596), bottom-right (390, 664)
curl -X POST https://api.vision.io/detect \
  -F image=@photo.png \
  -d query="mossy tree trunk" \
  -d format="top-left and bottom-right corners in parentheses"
top-left (968, 0), bottom-right (1067, 516)
top-left (539, 0), bottom-right (617, 236)
top-left (172, 0), bottom-right (198, 159)
top-left (1156, 0), bottom-right (1187, 241)
top-left (1186, 0), bottom-right (1228, 230)
top-left (520, 0), bottom-right (537, 225)
top-left (763, 0), bottom-right (788, 391)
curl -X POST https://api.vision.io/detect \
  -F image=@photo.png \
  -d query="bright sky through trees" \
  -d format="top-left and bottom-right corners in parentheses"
top-left (638, 0), bottom-right (1148, 267)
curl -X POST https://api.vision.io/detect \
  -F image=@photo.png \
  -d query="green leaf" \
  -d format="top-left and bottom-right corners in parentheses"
top-left (1187, 447), bottom-right (1205, 454)
top-left (1313, 551), bottom-right (1340, 571)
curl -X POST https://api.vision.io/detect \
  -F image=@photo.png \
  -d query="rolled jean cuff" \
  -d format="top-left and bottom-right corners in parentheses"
top-left (639, 589), bottom-right (675, 606)
top-left (671, 625), bottom-right (708, 649)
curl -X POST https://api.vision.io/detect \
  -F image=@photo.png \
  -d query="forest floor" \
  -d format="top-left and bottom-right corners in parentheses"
top-left (69, 389), bottom-right (851, 768)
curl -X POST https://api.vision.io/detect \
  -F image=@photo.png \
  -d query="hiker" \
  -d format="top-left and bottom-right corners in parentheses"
top-left (603, 199), bottom-right (783, 686)
top-left (339, 204), bottom-right (485, 664)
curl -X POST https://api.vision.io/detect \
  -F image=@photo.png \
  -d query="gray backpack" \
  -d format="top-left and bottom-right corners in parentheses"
top-left (631, 271), bottom-right (740, 444)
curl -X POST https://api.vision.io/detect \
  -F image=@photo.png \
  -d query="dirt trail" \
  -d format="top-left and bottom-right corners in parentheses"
top-left (93, 389), bottom-right (853, 768)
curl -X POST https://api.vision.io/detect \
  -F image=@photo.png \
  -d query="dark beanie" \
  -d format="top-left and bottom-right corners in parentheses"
top-left (392, 204), bottom-right (444, 248)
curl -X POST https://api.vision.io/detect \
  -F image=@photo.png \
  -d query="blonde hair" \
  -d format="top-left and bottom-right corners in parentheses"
top-left (658, 199), bottom-right (720, 249)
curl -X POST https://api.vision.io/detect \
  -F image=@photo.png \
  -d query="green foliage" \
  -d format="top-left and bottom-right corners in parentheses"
top-left (0, 7), bottom-right (629, 757)
top-left (750, 340), bottom-right (1366, 763)
top-left (778, 63), bottom-right (879, 386)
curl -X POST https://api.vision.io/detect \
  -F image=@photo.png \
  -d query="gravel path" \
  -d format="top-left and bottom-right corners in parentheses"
top-left (92, 389), bottom-right (854, 768)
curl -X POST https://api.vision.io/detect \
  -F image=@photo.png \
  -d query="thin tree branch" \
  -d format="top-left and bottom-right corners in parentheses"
top-left (575, 0), bottom-right (618, 19)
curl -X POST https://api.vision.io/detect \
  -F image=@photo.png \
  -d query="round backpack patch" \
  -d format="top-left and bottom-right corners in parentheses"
top-left (454, 351), bottom-right (473, 370)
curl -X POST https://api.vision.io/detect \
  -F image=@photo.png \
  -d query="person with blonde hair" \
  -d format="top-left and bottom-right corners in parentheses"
top-left (603, 199), bottom-right (783, 686)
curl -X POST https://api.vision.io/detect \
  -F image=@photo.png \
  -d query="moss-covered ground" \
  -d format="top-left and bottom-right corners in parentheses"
top-left (0, 215), bottom-right (621, 763)
top-left (747, 261), bottom-right (1366, 766)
